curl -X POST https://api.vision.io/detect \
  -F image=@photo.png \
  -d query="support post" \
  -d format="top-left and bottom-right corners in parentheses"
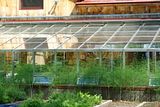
top-left (11, 51), bottom-right (15, 81)
top-left (123, 51), bottom-right (126, 69)
top-left (32, 52), bottom-right (36, 75)
top-left (99, 52), bottom-right (102, 66)
top-left (111, 52), bottom-right (113, 72)
top-left (31, 51), bottom-right (36, 97)
top-left (54, 51), bottom-right (57, 72)
top-left (147, 51), bottom-right (150, 77)
top-left (76, 52), bottom-right (80, 77)
top-left (154, 51), bottom-right (156, 72)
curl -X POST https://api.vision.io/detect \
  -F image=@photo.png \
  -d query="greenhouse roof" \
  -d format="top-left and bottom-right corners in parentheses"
top-left (0, 20), bottom-right (160, 52)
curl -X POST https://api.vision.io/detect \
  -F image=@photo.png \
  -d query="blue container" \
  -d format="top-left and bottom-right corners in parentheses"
top-left (0, 104), bottom-right (18, 107)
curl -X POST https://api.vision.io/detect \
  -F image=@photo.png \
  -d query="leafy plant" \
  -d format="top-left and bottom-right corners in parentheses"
top-left (46, 64), bottom-right (77, 85)
top-left (46, 91), bottom-right (102, 107)
top-left (15, 64), bottom-right (33, 84)
top-left (20, 98), bottom-right (44, 107)
top-left (0, 84), bottom-right (26, 104)
top-left (0, 84), bottom-right (5, 104)
top-left (5, 86), bottom-right (26, 103)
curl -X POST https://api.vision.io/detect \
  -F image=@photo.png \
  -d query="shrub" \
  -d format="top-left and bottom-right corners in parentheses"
top-left (15, 64), bottom-right (33, 84)
top-left (0, 84), bottom-right (5, 104)
top-left (0, 84), bottom-right (26, 104)
top-left (47, 92), bottom-right (102, 107)
top-left (20, 98), bottom-right (44, 107)
top-left (5, 86), bottom-right (26, 103)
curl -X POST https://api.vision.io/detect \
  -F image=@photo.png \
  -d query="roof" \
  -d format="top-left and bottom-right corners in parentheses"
top-left (76, 0), bottom-right (160, 4)
top-left (0, 20), bottom-right (160, 52)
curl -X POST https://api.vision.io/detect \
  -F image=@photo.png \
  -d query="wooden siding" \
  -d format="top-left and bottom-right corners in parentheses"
top-left (0, 0), bottom-right (55, 16)
top-left (74, 3), bottom-right (160, 15)
top-left (0, 0), bottom-right (159, 16)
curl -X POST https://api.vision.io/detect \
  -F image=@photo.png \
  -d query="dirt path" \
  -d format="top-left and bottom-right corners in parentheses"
top-left (102, 101), bottom-right (160, 107)
top-left (107, 101), bottom-right (139, 107)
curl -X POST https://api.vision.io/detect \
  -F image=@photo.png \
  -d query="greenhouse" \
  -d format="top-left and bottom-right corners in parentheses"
top-left (0, 19), bottom-right (160, 87)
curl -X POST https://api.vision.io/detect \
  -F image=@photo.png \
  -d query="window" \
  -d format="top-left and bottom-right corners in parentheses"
top-left (20, 0), bottom-right (43, 10)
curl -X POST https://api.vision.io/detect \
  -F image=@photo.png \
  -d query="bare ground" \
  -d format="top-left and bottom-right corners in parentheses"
top-left (107, 101), bottom-right (139, 107)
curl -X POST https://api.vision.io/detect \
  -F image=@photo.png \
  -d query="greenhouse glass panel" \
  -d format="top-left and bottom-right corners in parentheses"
top-left (114, 31), bottom-right (135, 36)
top-left (127, 43), bottom-right (150, 48)
top-left (136, 31), bottom-right (157, 36)
top-left (0, 21), bottom-right (159, 51)
top-left (103, 43), bottom-right (126, 49)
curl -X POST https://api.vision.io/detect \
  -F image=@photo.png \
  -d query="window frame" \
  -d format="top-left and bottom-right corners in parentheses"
top-left (20, 0), bottom-right (44, 10)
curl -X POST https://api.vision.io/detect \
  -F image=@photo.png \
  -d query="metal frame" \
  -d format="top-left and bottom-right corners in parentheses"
top-left (0, 20), bottom-right (159, 52)
top-left (0, 20), bottom-right (159, 87)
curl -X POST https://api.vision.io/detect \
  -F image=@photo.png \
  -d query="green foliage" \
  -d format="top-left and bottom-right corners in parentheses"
top-left (20, 98), bottom-right (44, 107)
top-left (0, 84), bottom-right (5, 104)
top-left (46, 92), bottom-right (102, 107)
top-left (20, 91), bottom-right (101, 107)
top-left (0, 84), bottom-right (26, 104)
top-left (80, 62), bottom-right (104, 77)
top-left (15, 64), bottom-right (33, 84)
top-left (0, 72), bottom-right (5, 82)
top-left (16, 60), bottom-right (149, 87)
top-left (46, 64), bottom-right (77, 85)
top-left (5, 86), bottom-right (26, 103)
top-left (100, 61), bottom-right (148, 87)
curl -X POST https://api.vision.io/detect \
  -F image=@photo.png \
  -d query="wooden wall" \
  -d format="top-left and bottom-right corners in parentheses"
top-left (73, 3), bottom-right (160, 15)
top-left (0, 0), bottom-right (159, 17)
top-left (0, 0), bottom-right (55, 16)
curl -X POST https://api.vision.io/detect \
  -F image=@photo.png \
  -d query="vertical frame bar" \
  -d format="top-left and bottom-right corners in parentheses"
top-left (32, 52), bottom-right (36, 76)
top-left (154, 51), bottom-right (156, 72)
top-left (76, 52), bottom-right (80, 77)
top-left (147, 51), bottom-right (150, 77)
top-left (123, 51), bottom-right (126, 69)
top-left (54, 51), bottom-right (57, 72)
top-left (99, 52), bottom-right (102, 66)
top-left (111, 51), bottom-right (113, 72)
top-left (11, 51), bottom-right (15, 81)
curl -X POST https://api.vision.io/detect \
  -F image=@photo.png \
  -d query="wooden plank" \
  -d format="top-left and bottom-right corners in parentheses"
top-left (55, 0), bottom-right (76, 16)
top-left (75, 2), bottom-right (160, 15)
top-left (94, 100), bottom-right (112, 107)
top-left (115, 5), bottom-right (130, 14)
top-left (136, 102), bottom-right (147, 107)
top-left (102, 6), bottom-right (115, 14)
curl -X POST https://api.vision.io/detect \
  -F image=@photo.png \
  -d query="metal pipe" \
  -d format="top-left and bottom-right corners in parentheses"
top-left (76, 52), bottom-right (80, 77)
top-left (123, 51), bottom-right (125, 69)
top-left (147, 51), bottom-right (150, 77)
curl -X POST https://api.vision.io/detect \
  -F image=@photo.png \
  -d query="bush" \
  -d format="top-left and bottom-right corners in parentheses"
top-left (0, 84), bottom-right (5, 104)
top-left (15, 64), bottom-right (33, 84)
top-left (47, 92), bottom-right (102, 107)
top-left (5, 86), bottom-right (26, 103)
top-left (20, 92), bottom-right (102, 107)
top-left (0, 84), bottom-right (26, 104)
top-left (20, 98), bottom-right (44, 107)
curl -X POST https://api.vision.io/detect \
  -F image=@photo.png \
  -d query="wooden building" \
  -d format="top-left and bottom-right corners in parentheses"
top-left (0, 0), bottom-right (159, 17)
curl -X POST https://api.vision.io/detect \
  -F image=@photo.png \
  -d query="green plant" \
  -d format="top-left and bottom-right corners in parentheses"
top-left (15, 64), bottom-right (33, 84)
top-left (5, 86), bottom-right (26, 103)
top-left (46, 64), bottom-right (77, 85)
top-left (20, 98), bottom-right (44, 107)
top-left (46, 91), bottom-right (102, 107)
top-left (0, 84), bottom-right (5, 104)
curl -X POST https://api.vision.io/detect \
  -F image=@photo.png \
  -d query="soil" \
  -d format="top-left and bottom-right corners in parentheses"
top-left (104, 101), bottom-right (160, 107)
top-left (107, 101), bottom-right (139, 107)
